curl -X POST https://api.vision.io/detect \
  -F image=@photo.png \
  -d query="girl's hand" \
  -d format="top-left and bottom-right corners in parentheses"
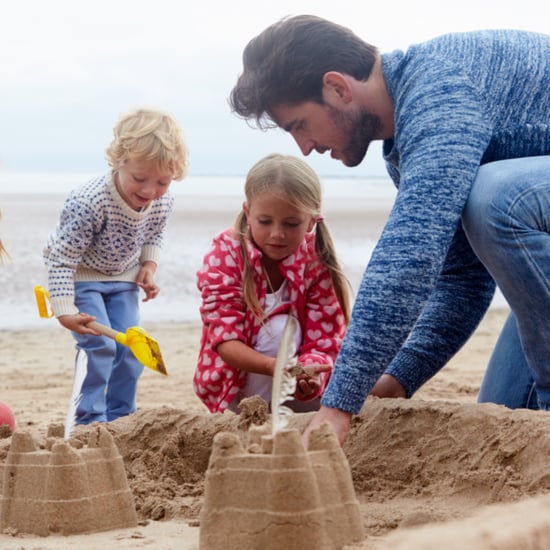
top-left (137, 261), bottom-right (159, 302)
top-left (292, 364), bottom-right (331, 400)
top-left (58, 312), bottom-right (100, 335)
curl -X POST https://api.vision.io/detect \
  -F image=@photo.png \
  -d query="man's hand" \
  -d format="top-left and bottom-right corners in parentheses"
top-left (370, 374), bottom-right (407, 398)
top-left (301, 405), bottom-right (352, 448)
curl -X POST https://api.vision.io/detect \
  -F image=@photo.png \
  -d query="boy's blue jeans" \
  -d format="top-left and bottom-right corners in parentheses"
top-left (71, 281), bottom-right (144, 424)
top-left (462, 156), bottom-right (550, 411)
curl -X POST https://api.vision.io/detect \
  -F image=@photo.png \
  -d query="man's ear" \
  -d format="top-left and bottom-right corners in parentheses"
top-left (322, 71), bottom-right (353, 103)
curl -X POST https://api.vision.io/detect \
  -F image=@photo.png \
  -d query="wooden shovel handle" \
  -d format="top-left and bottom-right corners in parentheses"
top-left (86, 321), bottom-right (120, 340)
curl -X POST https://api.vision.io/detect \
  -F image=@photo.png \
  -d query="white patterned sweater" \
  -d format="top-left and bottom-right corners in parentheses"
top-left (43, 174), bottom-right (174, 317)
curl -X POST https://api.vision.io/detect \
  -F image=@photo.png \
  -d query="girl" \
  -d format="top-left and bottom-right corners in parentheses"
top-left (194, 153), bottom-right (350, 413)
top-left (43, 107), bottom-right (188, 426)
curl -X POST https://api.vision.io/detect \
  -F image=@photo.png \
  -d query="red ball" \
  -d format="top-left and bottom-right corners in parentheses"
top-left (0, 401), bottom-right (16, 432)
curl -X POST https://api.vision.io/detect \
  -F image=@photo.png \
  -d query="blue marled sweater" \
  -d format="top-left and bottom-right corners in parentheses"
top-left (322, 29), bottom-right (550, 414)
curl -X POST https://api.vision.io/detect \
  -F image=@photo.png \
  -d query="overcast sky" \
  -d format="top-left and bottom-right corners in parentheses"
top-left (0, 0), bottom-right (547, 178)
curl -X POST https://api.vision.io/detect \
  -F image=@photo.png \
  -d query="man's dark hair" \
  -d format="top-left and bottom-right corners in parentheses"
top-left (229, 15), bottom-right (378, 129)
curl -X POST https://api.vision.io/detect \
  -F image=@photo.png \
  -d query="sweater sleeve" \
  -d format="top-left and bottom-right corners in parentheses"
top-left (140, 195), bottom-right (174, 264)
top-left (322, 58), bottom-right (494, 414)
top-left (43, 197), bottom-right (96, 316)
top-left (197, 232), bottom-right (248, 346)
top-left (194, 231), bottom-right (250, 412)
top-left (385, 224), bottom-right (496, 395)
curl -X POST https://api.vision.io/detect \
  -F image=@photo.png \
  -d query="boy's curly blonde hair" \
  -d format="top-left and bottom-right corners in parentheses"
top-left (105, 107), bottom-right (189, 180)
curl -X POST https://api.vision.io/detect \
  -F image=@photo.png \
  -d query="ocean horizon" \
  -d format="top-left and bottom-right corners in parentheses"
top-left (0, 170), bottom-right (396, 199)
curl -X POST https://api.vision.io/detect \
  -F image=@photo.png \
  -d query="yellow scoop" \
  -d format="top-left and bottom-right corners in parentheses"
top-left (34, 285), bottom-right (167, 376)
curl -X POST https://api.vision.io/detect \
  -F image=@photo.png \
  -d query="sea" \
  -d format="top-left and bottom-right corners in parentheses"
top-left (0, 171), bottom-right (396, 198)
top-left (0, 171), bottom-right (504, 330)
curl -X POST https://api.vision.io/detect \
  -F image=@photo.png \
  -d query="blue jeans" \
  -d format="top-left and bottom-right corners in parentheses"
top-left (478, 312), bottom-right (538, 409)
top-left (71, 281), bottom-right (144, 424)
top-left (462, 156), bottom-right (550, 411)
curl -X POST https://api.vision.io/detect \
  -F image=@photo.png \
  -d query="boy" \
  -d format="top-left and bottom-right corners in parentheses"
top-left (43, 107), bottom-right (188, 425)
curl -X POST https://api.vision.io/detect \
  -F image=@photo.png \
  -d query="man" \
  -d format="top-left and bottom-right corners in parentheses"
top-left (229, 15), bottom-right (550, 444)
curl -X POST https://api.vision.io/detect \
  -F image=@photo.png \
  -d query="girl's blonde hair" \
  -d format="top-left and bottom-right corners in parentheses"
top-left (234, 153), bottom-right (350, 322)
top-left (105, 107), bottom-right (189, 180)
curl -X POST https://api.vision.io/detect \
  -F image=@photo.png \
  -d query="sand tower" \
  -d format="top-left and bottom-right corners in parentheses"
top-left (0, 425), bottom-right (137, 536)
top-left (199, 422), bottom-right (364, 550)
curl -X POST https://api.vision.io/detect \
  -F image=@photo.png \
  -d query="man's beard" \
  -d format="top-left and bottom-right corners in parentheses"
top-left (327, 104), bottom-right (381, 167)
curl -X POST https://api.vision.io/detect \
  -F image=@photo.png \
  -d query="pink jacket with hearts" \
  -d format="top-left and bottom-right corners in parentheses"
top-left (194, 228), bottom-right (347, 413)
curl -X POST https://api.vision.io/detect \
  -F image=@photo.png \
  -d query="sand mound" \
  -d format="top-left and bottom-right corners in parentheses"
top-left (96, 399), bottom-right (308, 523)
top-left (347, 398), bottom-right (550, 507)
top-left (1, 397), bottom-right (549, 546)
top-left (88, 398), bottom-right (550, 536)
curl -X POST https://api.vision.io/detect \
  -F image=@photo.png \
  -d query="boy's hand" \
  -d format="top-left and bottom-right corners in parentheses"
top-left (138, 279), bottom-right (160, 301)
top-left (58, 312), bottom-right (99, 335)
top-left (137, 261), bottom-right (159, 302)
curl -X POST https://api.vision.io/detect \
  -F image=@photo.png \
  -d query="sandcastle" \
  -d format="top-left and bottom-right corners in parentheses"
top-left (199, 422), bottom-right (365, 550)
top-left (0, 424), bottom-right (137, 536)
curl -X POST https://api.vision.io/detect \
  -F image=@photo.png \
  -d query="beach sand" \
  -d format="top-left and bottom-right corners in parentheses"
top-left (1, 308), bottom-right (550, 549)
top-left (1, 189), bottom-right (549, 548)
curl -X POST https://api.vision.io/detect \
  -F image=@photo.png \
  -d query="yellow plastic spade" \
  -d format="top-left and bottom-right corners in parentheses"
top-left (34, 285), bottom-right (167, 376)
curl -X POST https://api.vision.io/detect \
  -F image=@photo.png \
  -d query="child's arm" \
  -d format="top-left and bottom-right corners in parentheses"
top-left (139, 197), bottom-right (174, 302)
top-left (136, 260), bottom-right (159, 301)
top-left (216, 340), bottom-right (276, 376)
top-left (218, 341), bottom-right (331, 395)
top-left (57, 312), bottom-right (101, 335)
